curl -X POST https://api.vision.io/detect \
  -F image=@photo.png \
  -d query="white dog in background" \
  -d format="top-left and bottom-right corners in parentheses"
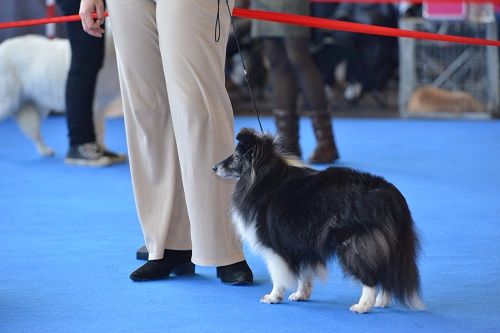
top-left (0, 26), bottom-right (121, 156)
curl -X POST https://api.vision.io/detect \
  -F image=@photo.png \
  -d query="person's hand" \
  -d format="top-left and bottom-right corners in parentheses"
top-left (79, 0), bottom-right (105, 38)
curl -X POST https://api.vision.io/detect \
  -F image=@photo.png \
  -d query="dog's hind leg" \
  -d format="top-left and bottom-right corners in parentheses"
top-left (374, 288), bottom-right (391, 308)
top-left (288, 273), bottom-right (313, 302)
top-left (15, 104), bottom-right (54, 156)
top-left (350, 285), bottom-right (377, 314)
top-left (260, 251), bottom-right (294, 304)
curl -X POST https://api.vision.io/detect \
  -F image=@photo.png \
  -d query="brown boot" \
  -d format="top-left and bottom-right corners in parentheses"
top-left (273, 109), bottom-right (302, 158)
top-left (309, 111), bottom-right (339, 164)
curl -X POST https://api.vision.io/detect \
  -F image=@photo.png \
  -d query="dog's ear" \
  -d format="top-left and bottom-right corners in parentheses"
top-left (236, 128), bottom-right (258, 154)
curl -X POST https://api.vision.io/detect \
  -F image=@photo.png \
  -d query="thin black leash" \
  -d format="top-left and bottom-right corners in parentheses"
top-left (216, 0), bottom-right (264, 133)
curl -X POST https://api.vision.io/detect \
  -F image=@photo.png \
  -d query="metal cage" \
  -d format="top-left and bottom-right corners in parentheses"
top-left (399, 18), bottom-right (499, 118)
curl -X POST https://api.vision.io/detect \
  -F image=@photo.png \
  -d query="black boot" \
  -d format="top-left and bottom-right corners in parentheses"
top-left (130, 249), bottom-right (194, 281)
top-left (273, 109), bottom-right (302, 158)
top-left (309, 110), bottom-right (339, 164)
top-left (217, 261), bottom-right (253, 285)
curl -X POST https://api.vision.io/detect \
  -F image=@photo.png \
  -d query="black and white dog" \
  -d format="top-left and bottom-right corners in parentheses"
top-left (213, 128), bottom-right (424, 313)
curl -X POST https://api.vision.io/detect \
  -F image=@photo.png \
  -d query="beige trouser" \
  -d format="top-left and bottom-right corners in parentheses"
top-left (107, 0), bottom-right (243, 266)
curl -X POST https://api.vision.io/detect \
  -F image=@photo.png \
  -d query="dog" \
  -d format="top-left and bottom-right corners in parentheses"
top-left (408, 85), bottom-right (484, 114)
top-left (213, 128), bottom-right (424, 313)
top-left (0, 30), bottom-right (121, 156)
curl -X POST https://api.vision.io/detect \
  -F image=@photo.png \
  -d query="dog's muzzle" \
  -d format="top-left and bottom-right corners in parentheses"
top-left (212, 161), bottom-right (224, 177)
top-left (213, 158), bottom-right (238, 179)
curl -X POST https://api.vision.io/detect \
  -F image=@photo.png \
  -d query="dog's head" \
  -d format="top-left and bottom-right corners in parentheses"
top-left (212, 128), bottom-right (276, 180)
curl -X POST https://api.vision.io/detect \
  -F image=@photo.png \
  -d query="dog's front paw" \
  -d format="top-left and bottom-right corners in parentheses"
top-left (288, 292), bottom-right (309, 302)
top-left (349, 303), bottom-right (371, 314)
top-left (260, 294), bottom-right (282, 304)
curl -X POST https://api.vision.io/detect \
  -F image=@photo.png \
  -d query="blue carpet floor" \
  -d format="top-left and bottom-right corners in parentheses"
top-left (0, 115), bottom-right (499, 333)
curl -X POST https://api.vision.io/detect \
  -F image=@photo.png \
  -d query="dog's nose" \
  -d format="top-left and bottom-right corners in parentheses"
top-left (212, 164), bottom-right (217, 172)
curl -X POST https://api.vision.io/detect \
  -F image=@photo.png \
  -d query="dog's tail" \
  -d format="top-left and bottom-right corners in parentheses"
top-left (383, 186), bottom-right (425, 310)
top-left (393, 221), bottom-right (425, 310)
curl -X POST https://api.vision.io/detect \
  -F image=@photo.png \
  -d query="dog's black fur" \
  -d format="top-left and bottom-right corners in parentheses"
top-left (213, 128), bottom-right (423, 312)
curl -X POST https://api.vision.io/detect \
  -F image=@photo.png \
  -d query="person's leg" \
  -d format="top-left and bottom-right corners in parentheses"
top-left (107, 0), bottom-right (191, 263)
top-left (156, 0), bottom-right (246, 268)
top-left (283, 38), bottom-right (327, 111)
top-left (57, 0), bottom-right (123, 166)
top-left (57, 1), bottom-right (101, 145)
top-left (263, 39), bottom-right (299, 112)
top-left (284, 38), bottom-right (339, 164)
top-left (263, 38), bottom-right (301, 157)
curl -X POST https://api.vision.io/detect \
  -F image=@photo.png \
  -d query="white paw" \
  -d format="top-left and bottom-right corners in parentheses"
top-left (260, 294), bottom-right (282, 304)
top-left (374, 297), bottom-right (390, 308)
top-left (288, 293), bottom-right (302, 302)
top-left (350, 303), bottom-right (371, 314)
top-left (288, 292), bottom-right (309, 302)
top-left (375, 290), bottom-right (391, 308)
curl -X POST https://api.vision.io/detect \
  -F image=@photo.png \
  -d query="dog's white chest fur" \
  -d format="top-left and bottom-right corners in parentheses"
top-left (231, 208), bottom-right (298, 293)
top-left (231, 209), bottom-right (262, 252)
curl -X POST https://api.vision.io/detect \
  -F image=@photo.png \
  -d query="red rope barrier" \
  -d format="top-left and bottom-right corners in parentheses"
top-left (0, 10), bottom-right (498, 47)
top-left (233, 8), bottom-right (500, 47)
top-left (311, 0), bottom-right (420, 3)
top-left (310, 0), bottom-right (500, 3)
top-left (0, 13), bottom-right (107, 30)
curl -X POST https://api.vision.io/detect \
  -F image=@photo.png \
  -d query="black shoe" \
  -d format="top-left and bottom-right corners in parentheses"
top-left (130, 249), bottom-right (194, 281)
top-left (102, 148), bottom-right (127, 164)
top-left (217, 260), bottom-right (253, 285)
top-left (65, 142), bottom-right (112, 167)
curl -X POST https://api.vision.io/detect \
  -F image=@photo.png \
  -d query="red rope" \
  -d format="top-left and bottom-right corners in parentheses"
top-left (311, 0), bottom-right (420, 3)
top-left (310, 0), bottom-right (500, 3)
top-left (0, 10), bottom-right (498, 47)
top-left (0, 13), bottom-right (107, 30)
top-left (233, 8), bottom-right (500, 47)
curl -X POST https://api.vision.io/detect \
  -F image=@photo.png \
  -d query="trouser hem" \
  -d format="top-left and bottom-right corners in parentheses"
top-left (191, 254), bottom-right (245, 267)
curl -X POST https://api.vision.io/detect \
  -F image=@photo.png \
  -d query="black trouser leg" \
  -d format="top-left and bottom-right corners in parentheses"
top-left (57, 0), bottom-right (105, 147)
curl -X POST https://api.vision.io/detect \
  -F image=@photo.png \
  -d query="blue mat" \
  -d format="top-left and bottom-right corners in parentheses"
top-left (1, 115), bottom-right (499, 332)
